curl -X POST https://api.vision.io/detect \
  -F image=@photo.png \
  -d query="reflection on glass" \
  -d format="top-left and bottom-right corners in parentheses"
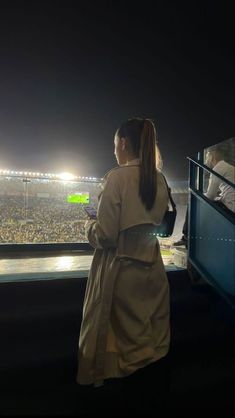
top-left (202, 137), bottom-right (235, 204)
top-left (204, 137), bottom-right (235, 167)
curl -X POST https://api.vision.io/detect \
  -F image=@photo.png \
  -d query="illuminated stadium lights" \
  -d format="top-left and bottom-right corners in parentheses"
top-left (58, 172), bottom-right (76, 181)
top-left (0, 168), bottom-right (103, 182)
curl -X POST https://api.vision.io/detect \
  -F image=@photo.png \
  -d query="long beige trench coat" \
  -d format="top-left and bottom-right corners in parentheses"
top-left (77, 160), bottom-right (170, 386)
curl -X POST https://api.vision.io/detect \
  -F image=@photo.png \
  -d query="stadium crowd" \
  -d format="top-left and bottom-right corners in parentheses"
top-left (0, 175), bottom-right (188, 244)
top-left (0, 178), bottom-right (102, 244)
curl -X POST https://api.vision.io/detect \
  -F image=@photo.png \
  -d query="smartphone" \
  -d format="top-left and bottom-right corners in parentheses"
top-left (84, 206), bottom-right (97, 219)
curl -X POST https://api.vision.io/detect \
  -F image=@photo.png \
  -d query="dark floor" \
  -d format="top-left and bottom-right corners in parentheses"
top-left (0, 270), bottom-right (234, 416)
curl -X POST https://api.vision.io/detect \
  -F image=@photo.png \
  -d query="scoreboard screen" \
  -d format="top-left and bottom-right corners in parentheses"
top-left (67, 192), bottom-right (89, 204)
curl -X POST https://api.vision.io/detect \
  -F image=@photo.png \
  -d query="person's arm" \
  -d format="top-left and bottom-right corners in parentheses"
top-left (205, 167), bottom-right (221, 200)
top-left (85, 171), bottom-right (121, 249)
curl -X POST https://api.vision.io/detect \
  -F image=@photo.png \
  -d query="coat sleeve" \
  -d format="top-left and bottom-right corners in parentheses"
top-left (85, 171), bottom-right (121, 249)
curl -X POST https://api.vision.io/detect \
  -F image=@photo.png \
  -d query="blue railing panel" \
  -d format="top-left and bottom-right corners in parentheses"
top-left (189, 192), bottom-right (235, 296)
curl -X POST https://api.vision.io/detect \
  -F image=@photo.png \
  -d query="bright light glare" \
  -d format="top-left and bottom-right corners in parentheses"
top-left (56, 256), bottom-right (75, 271)
top-left (58, 172), bottom-right (76, 181)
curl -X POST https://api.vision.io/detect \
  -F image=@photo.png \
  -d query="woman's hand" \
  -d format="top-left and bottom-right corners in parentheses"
top-left (84, 220), bottom-right (90, 229)
top-left (84, 219), bottom-right (96, 230)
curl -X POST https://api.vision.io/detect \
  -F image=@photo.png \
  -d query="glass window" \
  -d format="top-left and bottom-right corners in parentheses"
top-left (0, 175), bottom-right (102, 244)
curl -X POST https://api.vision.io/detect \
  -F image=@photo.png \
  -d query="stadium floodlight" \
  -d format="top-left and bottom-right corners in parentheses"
top-left (58, 172), bottom-right (76, 181)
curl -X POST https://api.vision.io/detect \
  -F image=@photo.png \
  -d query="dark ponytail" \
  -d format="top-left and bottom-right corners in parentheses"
top-left (139, 119), bottom-right (157, 210)
top-left (116, 118), bottom-right (160, 211)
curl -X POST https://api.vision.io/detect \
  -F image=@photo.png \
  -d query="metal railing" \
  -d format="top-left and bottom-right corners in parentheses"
top-left (187, 157), bottom-right (235, 307)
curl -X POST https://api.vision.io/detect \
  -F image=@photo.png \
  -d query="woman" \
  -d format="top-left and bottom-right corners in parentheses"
top-left (77, 118), bottom-right (170, 412)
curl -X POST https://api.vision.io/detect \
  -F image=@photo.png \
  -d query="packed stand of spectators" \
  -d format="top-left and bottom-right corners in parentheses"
top-left (0, 177), bottom-right (102, 244)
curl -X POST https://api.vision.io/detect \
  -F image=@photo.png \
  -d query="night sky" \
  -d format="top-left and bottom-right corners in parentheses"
top-left (0, 1), bottom-right (234, 180)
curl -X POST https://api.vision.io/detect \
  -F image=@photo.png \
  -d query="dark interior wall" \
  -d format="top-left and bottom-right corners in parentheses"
top-left (0, 271), bottom-right (234, 416)
top-left (0, 277), bottom-right (86, 385)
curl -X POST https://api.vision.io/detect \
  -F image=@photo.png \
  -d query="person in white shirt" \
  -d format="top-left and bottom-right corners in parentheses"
top-left (205, 147), bottom-right (235, 213)
top-left (174, 146), bottom-right (235, 247)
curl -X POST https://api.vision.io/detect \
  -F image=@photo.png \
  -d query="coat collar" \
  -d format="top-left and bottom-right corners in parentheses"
top-left (103, 159), bottom-right (140, 180)
top-left (122, 158), bottom-right (140, 166)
